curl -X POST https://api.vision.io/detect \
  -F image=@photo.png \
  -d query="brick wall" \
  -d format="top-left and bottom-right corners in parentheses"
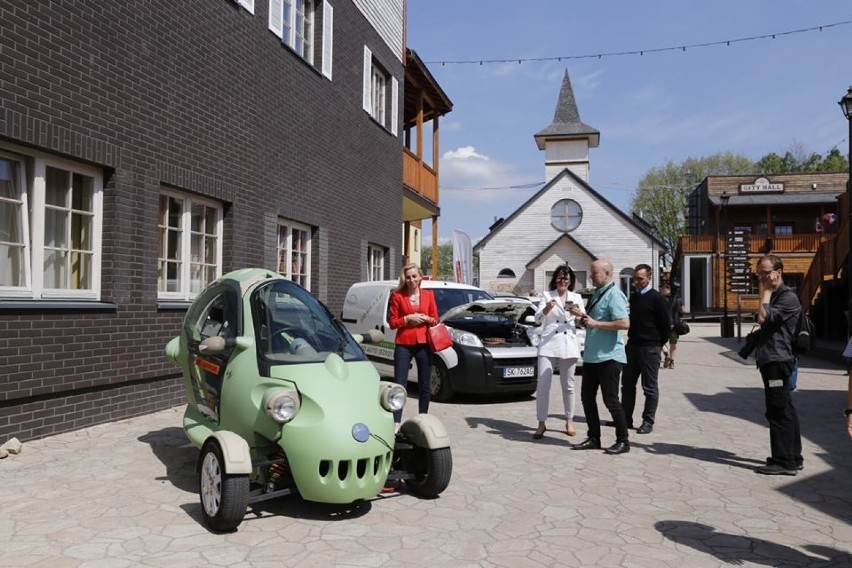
top-left (0, 0), bottom-right (403, 441)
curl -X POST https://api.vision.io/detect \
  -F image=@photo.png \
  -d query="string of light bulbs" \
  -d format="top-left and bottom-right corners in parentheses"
top-left (426, 19), bottom-right (852, 66)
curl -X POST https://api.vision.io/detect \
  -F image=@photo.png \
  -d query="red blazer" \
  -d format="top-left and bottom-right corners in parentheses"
top-left (388, 288), bottom-right (439, 345)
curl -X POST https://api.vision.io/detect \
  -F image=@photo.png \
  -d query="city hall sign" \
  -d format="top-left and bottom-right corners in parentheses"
top-left (740, 177), bottom-right (784, 193)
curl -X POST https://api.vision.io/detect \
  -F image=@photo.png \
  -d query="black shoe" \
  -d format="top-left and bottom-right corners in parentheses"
top-left (636, 422), bottom-right (653, 434)
top-left (604, 441), bottom-right (630, 455)
top-left (571, 438), bottom-right (601, 450)
top-left (766, 457), bottom-right (803, 471)
top-left (755, 463), bottom-right (798, 476)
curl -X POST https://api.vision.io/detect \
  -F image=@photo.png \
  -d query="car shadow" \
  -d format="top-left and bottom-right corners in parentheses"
top-left (138, 427), bottom-right (198, 493)
top-left (656, 520), bottom-right (852, 566)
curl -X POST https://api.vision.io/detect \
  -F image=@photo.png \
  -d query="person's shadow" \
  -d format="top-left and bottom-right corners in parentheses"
top-left (656, 520), bottom-right (852, 566)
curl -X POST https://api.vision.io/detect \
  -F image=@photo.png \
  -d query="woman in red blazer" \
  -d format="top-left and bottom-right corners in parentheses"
top-left (388, 263), bottom-right (439, 431)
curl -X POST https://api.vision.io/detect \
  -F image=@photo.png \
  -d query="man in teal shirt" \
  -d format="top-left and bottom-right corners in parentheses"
top-left (569, 259), bottom-right (631, 454)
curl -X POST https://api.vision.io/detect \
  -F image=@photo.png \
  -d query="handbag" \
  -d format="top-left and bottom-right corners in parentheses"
top-left (738, 325), bottom-right (760, 360)
top-left (673, 321), bottom-right (690, 336)
top-left (427, 323), bottom-right (453, 352)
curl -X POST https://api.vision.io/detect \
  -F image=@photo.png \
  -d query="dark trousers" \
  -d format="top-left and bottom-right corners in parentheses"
top-left (758, 361), bottom-right (802, 469)
top-left (621, 342), bottom-right (662, 426)
top-left (581, 360), bottom-right (629, 443)
top-left (393, 343), bottom-right (431, 423)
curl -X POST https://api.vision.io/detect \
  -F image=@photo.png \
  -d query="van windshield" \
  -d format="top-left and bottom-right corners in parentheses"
top-left (432, 288), bottom-right (493, 317)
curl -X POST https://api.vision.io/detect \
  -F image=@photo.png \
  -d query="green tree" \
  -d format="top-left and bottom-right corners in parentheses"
top-left (630, 151), bottom-right (753, 265)
top-left (421, 242), bottom-right (479, 281)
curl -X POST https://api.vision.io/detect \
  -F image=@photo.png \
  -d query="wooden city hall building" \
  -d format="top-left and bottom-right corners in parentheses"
top-left (674, 172), bottom-right (850, 338)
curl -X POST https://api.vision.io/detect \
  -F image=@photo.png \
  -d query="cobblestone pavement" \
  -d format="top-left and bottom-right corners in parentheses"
top-left (2, 323), bottom-right (852, 567)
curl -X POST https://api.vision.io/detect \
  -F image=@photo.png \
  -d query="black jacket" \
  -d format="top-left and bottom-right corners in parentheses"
top-left (755, 284), bottom-right (800, 366)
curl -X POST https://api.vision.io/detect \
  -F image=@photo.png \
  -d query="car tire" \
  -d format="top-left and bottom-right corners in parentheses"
top-left (429, 358), bottom-right (455, 402)
top-left (405, 446), bottom-right (452, 498)
top-left (199, 441), bottom-right (250, 532)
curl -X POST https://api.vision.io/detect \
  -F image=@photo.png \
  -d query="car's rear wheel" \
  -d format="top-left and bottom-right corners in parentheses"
top-left (405, 446), bottom-right (452, 498)
top-left (199, 441), bottom-right (250, 532)
top-left (429, 358), bottom-right (455, 402)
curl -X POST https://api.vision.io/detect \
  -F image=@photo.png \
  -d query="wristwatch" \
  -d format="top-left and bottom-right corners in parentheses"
top-left (845, 408), bottom-right (852, 417)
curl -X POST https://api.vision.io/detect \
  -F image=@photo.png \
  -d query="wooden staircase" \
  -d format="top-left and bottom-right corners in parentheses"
top-left (799, 192), bottom-right (850, 315)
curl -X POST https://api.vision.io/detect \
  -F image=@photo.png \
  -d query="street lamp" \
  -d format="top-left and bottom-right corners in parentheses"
top-left (720, 191), bottom-right (731, 337)
top-left (840, 87), bottom-right (852, 339)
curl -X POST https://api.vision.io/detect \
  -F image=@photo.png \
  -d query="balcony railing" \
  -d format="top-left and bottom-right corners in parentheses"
top-left (678, 233), bottom-right (830, 255)
top-left (403, 148), bottom-right (438, 204)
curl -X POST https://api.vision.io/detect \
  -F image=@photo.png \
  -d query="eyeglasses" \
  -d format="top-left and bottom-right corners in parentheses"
top-left (757, 269), bottom-right (776, 276)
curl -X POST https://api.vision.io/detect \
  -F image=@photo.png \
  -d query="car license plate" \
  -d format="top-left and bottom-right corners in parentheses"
top-left (503, 366), bottom-right (534, 378)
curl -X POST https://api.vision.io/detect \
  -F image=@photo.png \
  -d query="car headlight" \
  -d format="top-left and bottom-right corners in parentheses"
top-left (379, 382), bottom-right (407, 412)
top-left (264, 389), bottom-right (301, 423)
top-left (448, 326), bottom-right (482, 348)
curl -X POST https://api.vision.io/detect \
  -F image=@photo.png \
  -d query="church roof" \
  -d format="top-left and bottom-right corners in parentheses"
top-left (534, 71), bottom-right (600, 150)
top-left (473, 167), bottom-right (667, 252)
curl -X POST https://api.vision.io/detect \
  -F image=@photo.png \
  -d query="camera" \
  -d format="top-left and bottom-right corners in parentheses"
top-left (738, 327), bottom-right (760, 360)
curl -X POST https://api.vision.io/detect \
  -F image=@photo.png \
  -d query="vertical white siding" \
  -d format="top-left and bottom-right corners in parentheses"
top-left (352, 0), bottom-right (404, 62)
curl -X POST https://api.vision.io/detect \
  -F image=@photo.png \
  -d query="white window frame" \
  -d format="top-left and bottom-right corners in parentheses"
top-left (236, 0), bottom-right (255, 14)
top-left (362, 46), bottom-right (398, 135)
top-left (367, 244), bottom-right (385, 281)
top-left (269, 0), bottom-right (334, 69)
top-left (0, 145), bottom-right (103, 300)
top-left (157, 189), bottom-right (223, 301)
top-left (277, 219), bottom-right (312, 290)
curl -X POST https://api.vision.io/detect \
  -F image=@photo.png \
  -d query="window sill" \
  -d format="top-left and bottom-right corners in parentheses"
top-left (0, 300), bottom-right (117, 313)
top-left (157, 300), bottom-right (191, 311)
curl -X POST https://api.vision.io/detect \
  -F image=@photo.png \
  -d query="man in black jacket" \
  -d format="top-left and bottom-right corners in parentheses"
top-left (621, 264), bottom-right (671, 434)
top-left (754, 254), bottom-right (803, 475)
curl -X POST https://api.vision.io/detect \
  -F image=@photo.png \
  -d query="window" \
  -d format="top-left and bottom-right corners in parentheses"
top-left (497, 268), bottom-right (516, 278)
top-left (268, 0), bottom-right (333, 79)
top-left (367, 244), bottom-right (385, 281)
top-left (619, 268), bottom-right (634, 296)
top-left (550, 199), bottom-right (583, 232)
top-left (774, 223), bottom-right (793, 236)
top-left (362, 46), bottom-right (398, 135)
top-left (158, 189), bottom-right (223, 300)
top-left (0, 147), bottom-right (103, 300)
top-left (277, 219), bottom-right (311, 290)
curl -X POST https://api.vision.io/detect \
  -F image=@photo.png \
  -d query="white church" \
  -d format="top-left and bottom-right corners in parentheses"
top-left (474, 71), bottom-right (665, 296)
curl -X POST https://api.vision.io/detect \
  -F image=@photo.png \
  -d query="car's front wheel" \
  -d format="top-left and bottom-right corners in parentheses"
top-left (430, 358), bottom-right (455, 402)
top-left (404, 446), bottom-right (452, 498)
top-left (199, 441), bottom-right (250, 532)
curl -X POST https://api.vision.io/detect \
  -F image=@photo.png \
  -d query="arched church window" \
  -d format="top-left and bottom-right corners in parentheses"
top-left (497, 268), bottom-right (516, 278)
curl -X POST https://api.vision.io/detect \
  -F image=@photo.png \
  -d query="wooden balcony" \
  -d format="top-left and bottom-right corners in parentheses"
top-left (678, 233), bottom-right (831, 255)
top-left (403, 147), bottom-right (438, 204)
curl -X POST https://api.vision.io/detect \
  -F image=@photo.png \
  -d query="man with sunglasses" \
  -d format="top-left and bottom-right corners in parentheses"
top-left (753, 254), bottom-right (803, 475)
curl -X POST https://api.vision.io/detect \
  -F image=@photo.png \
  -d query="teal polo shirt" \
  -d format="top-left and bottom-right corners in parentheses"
top-left (583, 282), bottom-right (629, 364)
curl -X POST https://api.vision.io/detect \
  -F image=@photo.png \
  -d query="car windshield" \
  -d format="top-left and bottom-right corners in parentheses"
top-left (252, 280), bottom-right (366, 364)
top-left (431, 288), bottom-right (493, 317)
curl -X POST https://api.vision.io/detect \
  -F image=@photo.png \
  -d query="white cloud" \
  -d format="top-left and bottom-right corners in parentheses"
top-left (439, 145), bottom-right (538, 204)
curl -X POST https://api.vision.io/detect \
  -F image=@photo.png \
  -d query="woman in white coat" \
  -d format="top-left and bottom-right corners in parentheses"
top-left (532, 265), bottom-right (585, 439)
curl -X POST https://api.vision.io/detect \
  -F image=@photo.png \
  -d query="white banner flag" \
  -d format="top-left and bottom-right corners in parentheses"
top-left (452, 229), bottom-right (473, 285)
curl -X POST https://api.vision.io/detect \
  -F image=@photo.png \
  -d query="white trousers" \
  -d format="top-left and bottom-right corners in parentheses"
top-left (535, 356), bottom-right (578, 422)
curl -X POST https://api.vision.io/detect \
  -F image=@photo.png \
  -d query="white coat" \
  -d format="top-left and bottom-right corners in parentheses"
top-left (534, 289), bottom-right (585, 359)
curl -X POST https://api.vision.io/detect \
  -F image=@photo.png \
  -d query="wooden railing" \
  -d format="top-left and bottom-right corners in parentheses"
top-left (799, 191), bottom-right (850, 313)
top-left (678, 233), bottom-right (828, 255)
top-left (403, 148), bottom-right (438, 204)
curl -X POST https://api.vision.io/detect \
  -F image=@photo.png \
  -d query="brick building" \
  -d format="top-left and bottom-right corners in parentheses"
top-left (0, 0), bottom-right (409, 441)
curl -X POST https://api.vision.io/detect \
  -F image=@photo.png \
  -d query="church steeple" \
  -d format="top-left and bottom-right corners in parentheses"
top-left (534, 70), bottom-right (599, 182)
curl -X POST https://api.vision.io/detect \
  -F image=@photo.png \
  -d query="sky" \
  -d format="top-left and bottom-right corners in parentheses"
top-left (405, 1), bottom-right (852, 245)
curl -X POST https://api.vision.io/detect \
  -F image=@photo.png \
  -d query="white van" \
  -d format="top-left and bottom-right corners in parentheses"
top-left (342, 280), bottom-right (540, 401)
